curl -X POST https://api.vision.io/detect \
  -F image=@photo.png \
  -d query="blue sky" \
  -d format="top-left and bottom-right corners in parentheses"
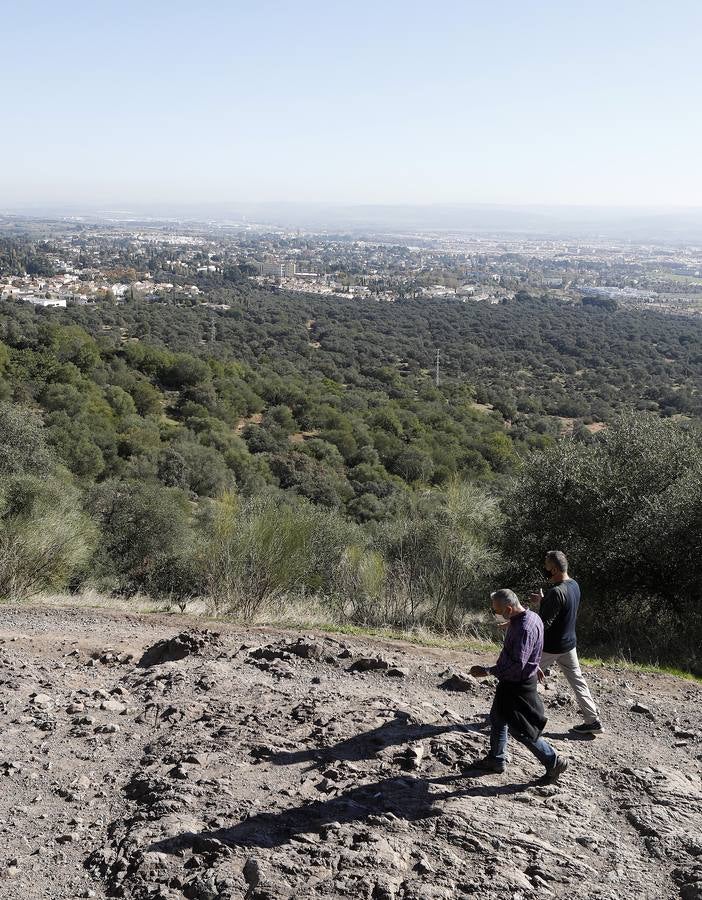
top-left (2, 0), bottom-right (701, 208)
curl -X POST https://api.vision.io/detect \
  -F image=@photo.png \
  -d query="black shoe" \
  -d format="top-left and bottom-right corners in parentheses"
top-left (571, 720), bottom-right (603, 734)
top-left (463, 756), bottom-right (506, 774)
top-left (544, 755), bottom-right (569, 782)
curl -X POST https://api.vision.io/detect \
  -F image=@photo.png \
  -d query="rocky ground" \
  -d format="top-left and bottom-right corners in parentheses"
top-left (0, 606), bottom-right (701, 900)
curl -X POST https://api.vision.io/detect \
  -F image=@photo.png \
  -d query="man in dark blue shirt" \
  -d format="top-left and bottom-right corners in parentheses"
top-left (468, 589), bottom-right (568, 780)
top-left (530, 550), bottom-right (602, 735)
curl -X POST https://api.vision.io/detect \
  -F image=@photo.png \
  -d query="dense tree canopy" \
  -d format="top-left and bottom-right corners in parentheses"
top-left (501, 414), bottom-right (702, 671)
top-left (2, 286), bottom-right (702, 668)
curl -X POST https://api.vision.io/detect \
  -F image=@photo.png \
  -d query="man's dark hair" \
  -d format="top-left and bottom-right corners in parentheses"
top-left (545, 550), bottom-right (568, 573)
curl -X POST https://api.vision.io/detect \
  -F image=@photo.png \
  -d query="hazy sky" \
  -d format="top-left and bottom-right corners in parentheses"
top-left (2, 0), bottom-right (701, 208)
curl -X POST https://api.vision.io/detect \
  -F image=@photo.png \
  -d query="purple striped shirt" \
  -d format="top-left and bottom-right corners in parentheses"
top-left (488, 609), bottom-right (544, 683)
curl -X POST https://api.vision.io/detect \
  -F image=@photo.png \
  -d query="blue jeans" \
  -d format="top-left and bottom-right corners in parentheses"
top-left (489, 706), bottom-right (557, 770)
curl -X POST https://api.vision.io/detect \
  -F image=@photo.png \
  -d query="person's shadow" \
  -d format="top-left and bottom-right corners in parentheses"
top-left (266, 709), bottom-right (489, 770)
top-left (147, 772), bottom-right (539, 855)
top-left (542, 729), bottom-right (595, 742)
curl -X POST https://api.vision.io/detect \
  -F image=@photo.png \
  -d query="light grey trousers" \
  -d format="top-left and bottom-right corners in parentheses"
top-left (541, 648), bottom-right (599, 723)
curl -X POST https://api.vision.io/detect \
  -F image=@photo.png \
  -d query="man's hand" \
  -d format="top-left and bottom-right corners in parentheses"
top-left (470, 665), bottom-right (489, 678)
top-left (528, 589), bottom-right (544, 606)
top-left (496, 620), bottom-right (509, 630)
top-left (537, 666), bottom-right (546, 684)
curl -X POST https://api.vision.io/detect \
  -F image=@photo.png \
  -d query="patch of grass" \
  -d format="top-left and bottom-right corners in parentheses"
top-left (240, 594), bottom-right (500, 652)
top-left (300, 620), bottom-right (497, 653)
top-left (580, 654), bottom-right (702, 683)
top-left (660, 272), bottom-right (702, 285)
top-left (24, 593), bottom-right (702, 682)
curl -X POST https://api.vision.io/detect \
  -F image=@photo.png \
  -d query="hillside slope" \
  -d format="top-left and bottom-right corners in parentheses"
top-left (0, 606), bottom-right (700, 900)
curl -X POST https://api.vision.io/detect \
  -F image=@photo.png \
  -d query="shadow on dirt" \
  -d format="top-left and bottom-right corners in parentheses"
top-left (148, 771), bottom-right (538, 854)
top-left (267, 710), bottom-right (483, 768)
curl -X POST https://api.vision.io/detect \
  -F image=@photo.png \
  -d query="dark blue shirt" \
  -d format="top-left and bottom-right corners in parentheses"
top-left (539, 579), bottom-right (580, 654)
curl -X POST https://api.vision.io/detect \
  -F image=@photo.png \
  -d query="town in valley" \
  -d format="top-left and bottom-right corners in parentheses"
top-left (2, 214), bottom-right (701, 317)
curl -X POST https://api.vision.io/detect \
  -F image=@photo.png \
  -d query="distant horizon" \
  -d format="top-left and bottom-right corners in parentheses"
top-left (3, 201), bottom-right (702, 243)
top-left (5, 199), bottom-right (702, 212)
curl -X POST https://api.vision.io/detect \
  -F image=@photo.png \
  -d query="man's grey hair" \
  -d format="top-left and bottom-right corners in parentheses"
top-left (545, 550), bottom-right (568, 573)
top-left (490, 588), bottom-right (520, 608)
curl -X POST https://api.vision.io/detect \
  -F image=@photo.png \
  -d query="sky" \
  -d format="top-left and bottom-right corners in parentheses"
top-left (2, 0), bottom-right (702, 210)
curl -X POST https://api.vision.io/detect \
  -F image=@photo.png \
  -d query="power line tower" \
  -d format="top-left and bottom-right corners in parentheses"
top-left (435, 348), bottom-right (440, 388)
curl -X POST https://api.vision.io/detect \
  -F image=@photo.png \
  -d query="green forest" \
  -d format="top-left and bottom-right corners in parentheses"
top-left (1, 281), bottom-right (702, 671)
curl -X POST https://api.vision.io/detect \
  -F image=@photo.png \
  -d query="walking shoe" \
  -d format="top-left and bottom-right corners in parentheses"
top-left (544, 755), bottom-right (569, 782)
top-left (462, 756), bottom-right (506, 774)
top-left (571, 720), bottom-right (603, 734)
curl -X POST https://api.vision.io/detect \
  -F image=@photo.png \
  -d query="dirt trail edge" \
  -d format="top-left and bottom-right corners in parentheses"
top-left (0, 606), bottom-right (700, 900)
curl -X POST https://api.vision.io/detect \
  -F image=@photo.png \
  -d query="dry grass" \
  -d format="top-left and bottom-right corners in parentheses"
top-left (18, 592), bottom-right (701, 682)
top-left (24, 590), bottom-right (498, 652)
top-left (31, 589), bottom-right (209, 617)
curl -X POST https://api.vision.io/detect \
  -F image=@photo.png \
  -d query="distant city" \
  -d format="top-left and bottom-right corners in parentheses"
top-left (1, 212), bottom-right (701, 317)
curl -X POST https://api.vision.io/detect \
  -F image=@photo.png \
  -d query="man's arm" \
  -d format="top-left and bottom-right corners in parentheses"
top-left (470, 624), bottom-right (511, 677)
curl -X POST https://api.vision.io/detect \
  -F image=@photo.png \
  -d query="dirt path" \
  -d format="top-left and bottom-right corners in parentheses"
top-left (0, 606), bottom-right (700, 899)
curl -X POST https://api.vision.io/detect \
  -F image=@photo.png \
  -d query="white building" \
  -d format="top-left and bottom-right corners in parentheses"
top-left (26, 296), bottom-right (67, 308)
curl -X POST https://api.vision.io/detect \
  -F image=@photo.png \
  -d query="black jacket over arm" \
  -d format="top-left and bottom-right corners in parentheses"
top-left (492, 678), bottom-right (547, 741)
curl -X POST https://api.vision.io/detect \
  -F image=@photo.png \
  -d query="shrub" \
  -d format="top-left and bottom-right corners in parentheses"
top-left (87, 480), bottom-right (198, 597)
top-left (329, 545), bottom-right (387, 622)
top-left (501, 413), bottom-right (702, 669)
top-left (202, 493), bottom-right (360, 618)
top-left (0, 474), bottom-right (96, 601)
top-left (375, 480), bottom-right (503, 628)
top-left (0, 401), bottom-right (55, 477)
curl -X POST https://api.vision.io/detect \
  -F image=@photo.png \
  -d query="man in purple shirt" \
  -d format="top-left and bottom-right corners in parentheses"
top-left (467, 588), bottom-right (569, 781)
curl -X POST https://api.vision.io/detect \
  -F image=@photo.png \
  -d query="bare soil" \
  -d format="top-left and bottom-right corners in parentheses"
top-left (0, 605), bottom-right (701, 900)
